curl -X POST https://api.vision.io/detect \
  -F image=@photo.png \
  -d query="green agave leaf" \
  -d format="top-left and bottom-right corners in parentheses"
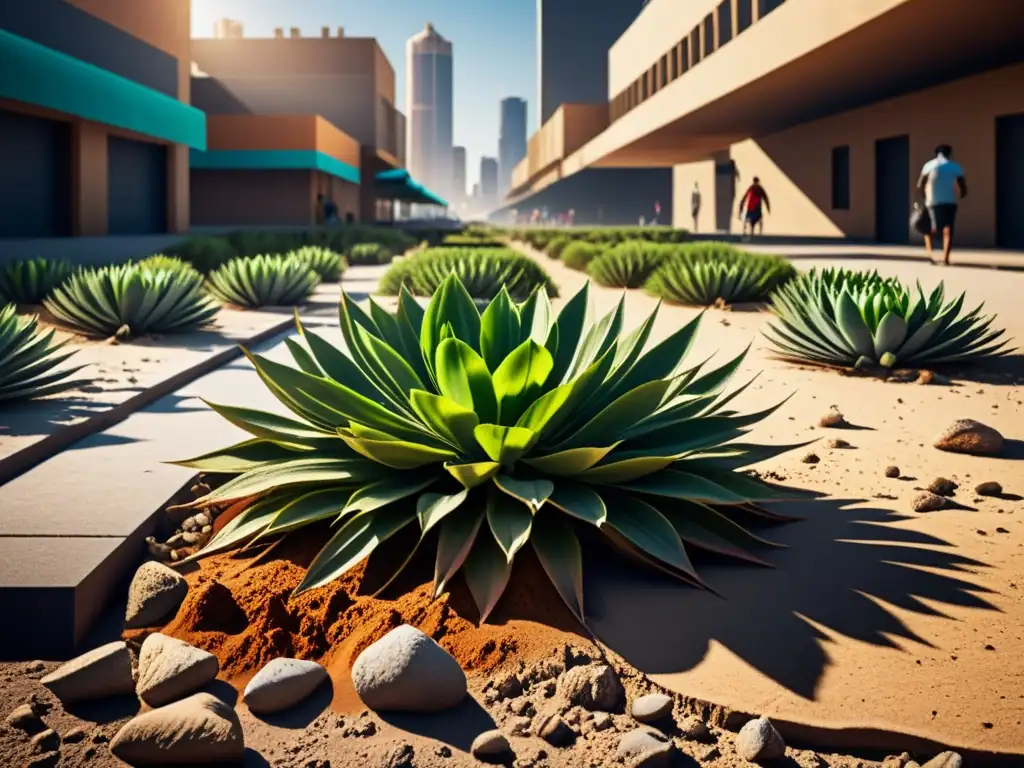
top-left (434, 505), bottom-right (485, 596)
top-left (577, 456), bottom-right (676, 484)
top-left (602, 493), bottom-right (697, 580)
top-left (479, 286), bottom-right (521, 371)
top-left (518, 287), bottom-right (553, 345)
top-left (834, 290), bottom-right (875, 357)
top-left (461, 523), bottom-right (514, 622)
top-left (492, 339), bottom-right (554, 424)
top-left (421, 274), bottom-right (482, 376)
top-left (555, 377), bottom-right (675, 451)
top-left (531, 511), bottom-right (585, 620)
top-left (196, 458), bottom-right (375, 505)
top-left (515, 381), bottom-right (575, 438)
top-left (661, 500), bottom-right (773, 567)
top-left (263, 488), bottom-right (352, 536)
top-left (619, 469), bottom-right (750, 505)
top-left (284, 337), bottom-right (321, 376)
top-left (417, 489), bottom-right (469, 536)
top-left (548, 481), bottom-right (607, 526)
top-left (198, 399), bottom-right (332, 443)
top-left (409, 389), bottom-right (480, 453)
top-left (494, 475), bottom-right (554, 512)
top-left (169, 438), bottom-right (315, 472)
top-left (547, 282), bottom-right (591, 386)
top-left (435, 338), bottom-right (498, 423)
top-left (340, 433), bottom-right (457, 469)
top-left (873, 311), bottom-right (908, 358)
top-left (486, 486), bottom-right (534, 561)
top-left (474, 424), bottom-right (537, 465)
top-left (344, 472), bottom-right (438, 515)
top-left (185, 496), bottom-right (282, 561)
top-left (355, 323), bottom-right (426, 396)
top-left (298, 326), bottom-right (392, 407)
top-left (522, 445), bottom-right (617, 475)
top-left (446, 460), bottom-right (501, 488)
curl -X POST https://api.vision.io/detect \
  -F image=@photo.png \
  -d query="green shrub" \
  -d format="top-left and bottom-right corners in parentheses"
top-left (544, 236), bottom-right (571, 260)
top-left (44, 264), bottom-right (219, 340)
top-left (645, 243), bottom-right (795, 306)
top-left (349, 243), bottom-right (393, 266)
top-left (0, 304), bottom-right (90, 402)
top-left (292, 246), bottom-right (346, 282)
top-left (379, 247), bottom-right (557, 302)
top-left (587, 242), bottom-right (671, 288)
top-left (766, 268), bottom-right (1013, 369)
top-left (227, 231), bottom-right (307, 258)
top-left (174, 275), bottom-right (800, 619)
top-left (442, 234), bottom-right (504, 248)
top-left (206, 255), bottom-right (321, 309)
top-left (561, 242), bottom-right (604, 271)
top-left (0, 258), bottom-right (76, 304)
top-left (164, 236), bottom-right (238, 274)
top-left (138, 254), bottom-right (199, 276)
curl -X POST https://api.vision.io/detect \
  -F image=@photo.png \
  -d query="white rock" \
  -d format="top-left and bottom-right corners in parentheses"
top-left (136, 634), bottom-right (219, 707)
top-left (470, 730), bottom-right (513, 763)
top-left (617, 727), bottom-right (674, 766)
top-left (558, 663), bottom-right (624, 711)
top-left (736, 716), bottom-right (786, 761)
top-left (40, 641), bottom-right (136, 703)
top-left (631, 693), bottom-right (673, 723)
top-left (243, 658), bottom-right (328, 714)
top-left (351, 625), bottom-right (466, 712)
top-left (125, 562), bottom-right (188, 629)
top-left (110, 692), bottom-right (244, 765)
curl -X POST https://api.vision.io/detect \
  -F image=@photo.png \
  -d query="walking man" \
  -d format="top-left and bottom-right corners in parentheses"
top-left (918, 144), bottom-right (967, 266)
top-left (691, 181), bottom-right (702, 232)
top-left (738, 176), bottom-right (770, 239)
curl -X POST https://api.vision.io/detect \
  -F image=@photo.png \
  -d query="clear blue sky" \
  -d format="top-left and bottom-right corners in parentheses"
top-left (191, 0), bottom-right (537, 194)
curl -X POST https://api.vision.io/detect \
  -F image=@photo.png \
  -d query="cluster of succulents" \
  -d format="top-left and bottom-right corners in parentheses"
top-left (0, 304), bottom-right (90, 403)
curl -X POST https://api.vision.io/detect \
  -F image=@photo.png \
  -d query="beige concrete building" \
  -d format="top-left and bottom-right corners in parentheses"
top-left (506, 0), bottom-right (1024, 247)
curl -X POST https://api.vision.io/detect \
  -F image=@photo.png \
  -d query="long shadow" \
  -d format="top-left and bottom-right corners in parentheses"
top-left (0, 392), bottom-right (205, 439)
top-left (943, 354), bottom-right (1024, 386)
top-left (584, 498), bottom-right (997, 701)
top-left (250, 678), bottom-right (334, 729)
top-left (378, 697), bottom-right (496, 754)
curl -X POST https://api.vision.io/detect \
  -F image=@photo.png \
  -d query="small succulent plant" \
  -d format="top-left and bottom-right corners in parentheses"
top-left (293, 247), bottom-right (346, 282)
top-left (0, 303), bottom-right (89, 402)
top-left (645, 243), bottom-right (795, 306)
top-left (205, 255), bottom-right (321, 309)
top-left (0, 258), bottom-right (76, 304)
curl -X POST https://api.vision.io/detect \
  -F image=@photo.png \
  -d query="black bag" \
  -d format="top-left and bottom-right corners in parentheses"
top-left (910, 204), bottom-right (932, 235)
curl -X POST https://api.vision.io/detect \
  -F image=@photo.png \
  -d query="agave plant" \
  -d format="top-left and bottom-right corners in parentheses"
top-left (0, 258), bottom-right (76, 304)
top-left (561, 242), bottom-right (603, 271)
top-left (173, 275), bottom-right (802, 622)
top-left (206, 255), bottom-right (321, 309)
top-left (0, 304), bottom-right (90, 402)
top-left (645, 243), bottom-right (795, 306)
top-left (587, 242), bottom-right (671, 289)
top-left (44, 264), bottom-right (220, 340)
top-left (138, 254), bottom-right (199, 276)
top-left (293, 247), bottom-right (346, 282)
top-left (379, 247), bottom-right (557, 302)
top-left (348, 243), bottom-right (393, 266)
top-left (765, 268), bottom-right (1012, 369)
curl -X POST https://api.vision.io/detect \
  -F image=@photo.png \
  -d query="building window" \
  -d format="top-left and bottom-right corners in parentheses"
top-left (738, 0), bottom-right (753, 32)
top-left (669, 47), bottom-right (678, 80)
top-left (759, 0), bottom-right (785, 17)
top-left (680, 39), bottom-right (689, 73)
top-left (640, 74), bottom-right (648, 101)
top-left (703, 15), bottom-right (715, 58)
top-left (690, 27), bottom-right (701, 64)
top-left (659, 55), bottom-right (668, 88)
top-left (832, 145), bottom-right (851, 210)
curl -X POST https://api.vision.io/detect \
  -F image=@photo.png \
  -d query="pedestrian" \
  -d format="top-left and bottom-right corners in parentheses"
top-left (917, 144), bottom-right (967, 266)
top-left (652, 200), bottom-right (661, 225)
top-left (691, 181), bottom-right (702, 232)
top-left (323, 197), bottom-right (339, 225)
top-left (738, 176), bottom-right (770, 239)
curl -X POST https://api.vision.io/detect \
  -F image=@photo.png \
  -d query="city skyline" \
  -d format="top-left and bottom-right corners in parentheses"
top-left (190, 0), bottom-right (538, 191)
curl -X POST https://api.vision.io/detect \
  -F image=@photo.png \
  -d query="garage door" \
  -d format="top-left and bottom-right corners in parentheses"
top-left (0, 109), bottom-right (71, 238)
top-left (108, 136), bottom-right (167, 234)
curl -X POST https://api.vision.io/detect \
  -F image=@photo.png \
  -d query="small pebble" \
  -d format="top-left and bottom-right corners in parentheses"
top-left (802, 452), bottom-right (820, 464)
top-left (885, 465), bottom-right (901, 478)
top-left (975, 481), bottom-right (1003, 497)
top-left (825, 438), bottom-right (851, 449)
top-left (912, 492), bottom-right (946, 513)
top-left (928, 477), bottom-right (958, 496)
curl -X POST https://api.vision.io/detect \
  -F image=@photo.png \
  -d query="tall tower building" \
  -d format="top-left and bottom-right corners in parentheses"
top-left (537, 0), bottom-right (639, 122)
top-left (498, 97), bottom-right (527, 194)
top-left (452, 146), bottom-right (467, 202)
top-left (480, 157), bottom-right (499, 202)
top-left (212, 18), bottom-right (243, 39)
top-left (406, 23), bottom-right (454, 199)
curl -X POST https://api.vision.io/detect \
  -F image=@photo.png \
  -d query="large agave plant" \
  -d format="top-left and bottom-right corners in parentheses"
top-left (645, 244), bottom-right (795, 306)
top-left (206, 255), bottom-right (321, 309)
top-left (587, 242), bottom-right (670, 289)
top-left (293, 247), bottom-right (346, 282)
top-left (765, 268), bottom-right (1012, 368)
top-left (174, 275), bottom-right (802, 622)
top-left (0, 304), bottom-right (89, 402)
top-left (0, 258), bottom-right (76, 304)
top-left (44, 264), bottom-right (220, 340)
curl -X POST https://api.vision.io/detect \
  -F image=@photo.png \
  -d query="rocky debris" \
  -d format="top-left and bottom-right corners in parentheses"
top-left (136, 633), bottom-right (219, 707)
top-left (40, 640), bottom-right (136, 704)
top-left (882, 753), bottom-right (913, 768)
top-left (493, 671), bottom-right (524, 701)
top-left (351, 624), bottom-right (466, 712)
top-left (675, 715), bottom-right (711, 742)
top-left (30, 729), bottom-right (59, 752)
top-left (885, 465), bottom-right (901, 478)
top-left (508, 716), bottom-right (532, 736)
top-left (243, 658), bottom-right (328, 714)
top-left (928, 477), bottom-right (958, 496)
top-left (916, 370), bottom-right (950, 385)
top-left (470, 729), bottom-right (513, 764)
top-left (591, 711), bottom-right (614, 731)
top-left (383, 743), bottom-right (416, 768)
top-left (5, 703), bottom-right (44, 732)
top-left (617, 727), bottom-right (674, 766)
top-left (801, 452), bottom-right (820, 464)
top-left (934, 419), bottom-right (1004, 456)
top-left (630, 693), bottom-right (673, 724)
top-left (736, 716), bottom-right (786, 762)
top-left (110, 692), bottom-right (244, 765)
top-left (912, 492), bottom-right (947, 513)
top-left (25, 660), bottom-right (46, 674)
top-left (61, 727), bottom-right (87, 744)
top-left (819, 409), bottom-right (847, 428)
top-left (535, 712), bottom-right (575, 746)
top-left (145, 536), bottom-right (173, 561)
top-left (825, 438), bottom-right (852, 449)
top-left (557, 663), bottom-right (624, 712)
top-left (509, 697), bottom-right (535, 717)
top-left (976, 481), bottom-right (1003, 496)
top-left (922, 752), bottom-right (964, 768)
top-left (340, 715), bottom-right (377, 738)
top-left (125, 561), bottom-right (188, 629)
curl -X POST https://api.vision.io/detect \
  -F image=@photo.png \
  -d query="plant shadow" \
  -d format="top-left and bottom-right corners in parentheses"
top-left (944, 353), bottom-right (1024, 386)
top-left (582, 498), bottom-right (997, 701)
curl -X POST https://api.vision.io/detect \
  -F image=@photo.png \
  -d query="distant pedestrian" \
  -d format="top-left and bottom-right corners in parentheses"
top-left (651, 200), bottom-right (661, 225)
top-left (323, 197), bottom-right (339, 224)
top-left (738, 176), bottom-right (770, 239)
top-left (918, 144), bottom-right (967, 266)
top-left (690, 182), bottom-right (702, 232)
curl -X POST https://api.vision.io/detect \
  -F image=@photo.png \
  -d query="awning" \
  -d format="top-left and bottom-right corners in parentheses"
top-left (0, 28), bottom-right (206, 149)
top-left (190, 149), bottom-right (360, 184)
top-left (374, 169), bottom-right (448, 207)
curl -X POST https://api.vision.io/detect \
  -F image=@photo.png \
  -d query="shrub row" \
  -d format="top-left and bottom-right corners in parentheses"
top-left (504, 225), bottom-right (690, 251)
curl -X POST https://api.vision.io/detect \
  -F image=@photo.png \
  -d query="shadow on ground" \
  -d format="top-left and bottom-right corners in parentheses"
top-left (583, 498), bottom-right (996, 701)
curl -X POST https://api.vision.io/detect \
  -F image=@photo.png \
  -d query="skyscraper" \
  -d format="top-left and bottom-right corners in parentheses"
top-left (498, 97), bottom-right (527, 194)
top-left (452, 146), bottom-right (467, 202)
top-left (537, 0), bottom-right (640, 122)
top-left (212, 18), bottom-right (243, 39)
top-left (406, 23), bottom-right (454, 200)
top-left (480, 157), bottom-right (499, 203)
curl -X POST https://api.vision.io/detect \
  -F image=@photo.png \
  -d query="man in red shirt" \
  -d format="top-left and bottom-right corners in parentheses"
top-left (738, 176), bottom-right (771, 239)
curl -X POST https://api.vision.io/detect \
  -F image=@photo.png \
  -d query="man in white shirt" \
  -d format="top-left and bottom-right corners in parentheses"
top-left (917, 144), bottom-right (968, 265)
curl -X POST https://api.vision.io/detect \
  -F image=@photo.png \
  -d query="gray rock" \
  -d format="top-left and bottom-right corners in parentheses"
top-left (617, 727), bottom-right (673, 766)
top-left (557, 663), bottom-right (624, 711)
top-left (922, 752), bottom-right (964, 768)
top-left (912, 492), bottom-right (947, 513)
top-left (934, 419), bottom-right (1004, 455)
top-left (110, 692), bottom-right (244, 765)
top-left (136, 634), bottom-right (219, 707)
top-left (243, 658), bottom-right (328, 714)
top-left (470, 729), bottom-right (513, 763)
top-left (676, 715), bottom-right (711, 742)
top-left (125, 562), bottom-right (188, 629)
top-left (631, 693), bottom-right (673, 723)
top-left (351, 625), bottom-right (466, 712)
top-left (976, 481), bottom-right (1003, 496)
top-left (536, 713), bottom-right (574, 746)
top-left (30, 729), bottom-right (58, 752)
top-left (508, 716), bottom-right (531, 736)
top-left (5, 704), bottom-right (43, 732)
top-left (736, 716), bottom-right (786, 762)
top-left (383, 743), bottom-right (416, 768)
top-left (41, 640), bottom-right (136, 703)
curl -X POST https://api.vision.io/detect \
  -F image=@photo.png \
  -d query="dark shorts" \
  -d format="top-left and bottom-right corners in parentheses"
top-left (745, 206), bottom-right (762, 224)
top-left (928, 203), bottom-right (958, 232)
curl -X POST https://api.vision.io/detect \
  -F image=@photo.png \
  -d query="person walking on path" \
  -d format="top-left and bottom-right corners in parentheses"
top-left (738, 176), bottom-right (770, 239)
top-left (690, 182), bottom-right (702, 232)
top-left (918, 144), bottom-right (967, 266)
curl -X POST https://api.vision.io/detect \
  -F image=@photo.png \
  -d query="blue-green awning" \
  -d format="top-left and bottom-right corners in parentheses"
top-left (190, 149), bottom-right (360, 184)
top-left (374, 169), bottom-right (448, 207)
top-left (0, 28), bottom-right (206, 149)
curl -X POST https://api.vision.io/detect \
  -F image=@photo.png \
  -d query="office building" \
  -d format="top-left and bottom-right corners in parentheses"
top-left (452, 145), bottom-right (467, 202)
top-left (406, 23), bottom-right (454, 201)
top-left (213, 18), bottom-right (243, 39)
top-left (0, 0), bottom-right (202, 238)
top-left (498, 97), bottom-right (528, 194)
top-left (506, 0), bottom-right (1023, 245)
top-left (480, 156), bottom-right (499, 205)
